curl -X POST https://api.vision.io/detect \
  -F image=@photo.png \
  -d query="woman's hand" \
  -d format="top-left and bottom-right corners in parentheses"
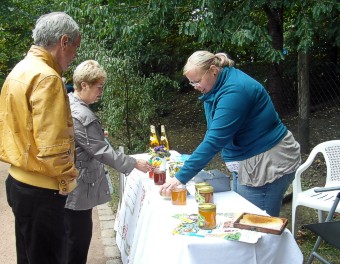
top-left (135, 159), bottom-right (153, 173)
top-left (159, 177), bottom-right (182, 197)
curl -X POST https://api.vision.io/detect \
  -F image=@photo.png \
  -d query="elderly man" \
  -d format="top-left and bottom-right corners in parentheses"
top-left (0, 12), bottom-right (81, 264)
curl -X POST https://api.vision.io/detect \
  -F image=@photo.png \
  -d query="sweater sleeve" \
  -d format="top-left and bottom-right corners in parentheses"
top-left (175, 91), bottom-right (249, 184)
top-left (73, 118), bottom-right (136, 174)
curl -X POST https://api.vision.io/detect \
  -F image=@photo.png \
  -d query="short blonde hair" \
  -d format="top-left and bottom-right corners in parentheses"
top-left (73, 60), bottom-right (107, 91)
top-left (183, 51), bottom-right (234, 75)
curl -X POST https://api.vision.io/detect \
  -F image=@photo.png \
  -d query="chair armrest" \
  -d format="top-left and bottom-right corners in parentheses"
top-left (314, 186), bottom-right (340, 193)
top-left (293, 146), bottom-right (321, 193)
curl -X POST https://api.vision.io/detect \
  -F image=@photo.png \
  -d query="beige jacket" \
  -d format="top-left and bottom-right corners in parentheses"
top-left (0, 46), bottom-right (78, 192)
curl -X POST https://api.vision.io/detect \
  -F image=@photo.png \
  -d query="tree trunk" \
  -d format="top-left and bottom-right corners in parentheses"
top-left (297, 52), bottom-right (310, 154)
top-left (263, 6), bottom-right (285, 115)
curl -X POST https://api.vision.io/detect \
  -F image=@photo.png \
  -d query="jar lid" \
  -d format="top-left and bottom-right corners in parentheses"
top-left (173, 184), bottom-right (186, 190)
top-left (195, 182), bottom-right (210, 188)
top-left (198, 186), bottom-right (214, 193)
top-left (198, 203), bottom-right (216, 210)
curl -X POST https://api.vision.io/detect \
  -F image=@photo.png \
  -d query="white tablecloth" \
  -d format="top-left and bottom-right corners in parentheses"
top-left (114, 153), bottom-right (303, 264)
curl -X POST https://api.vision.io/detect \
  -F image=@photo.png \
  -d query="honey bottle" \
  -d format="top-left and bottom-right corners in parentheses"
top-left (149, 125), bottom-right (160, 149)
top-left (160, 125), bottom-right (170, 150)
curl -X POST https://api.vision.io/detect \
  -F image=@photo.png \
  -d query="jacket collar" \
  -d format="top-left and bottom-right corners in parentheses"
top-left (69, 92), bottom-right (89, 108)
top-left (26, 45), bottom-right (62, 75)
top-left (199, 67), bottom-right (230, 102)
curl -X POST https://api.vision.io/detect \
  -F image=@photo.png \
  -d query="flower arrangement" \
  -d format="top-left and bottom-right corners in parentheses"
top-left (148, 145), bottom-right (171, 159)
top-left (148, 145), bottom-right (170, 169)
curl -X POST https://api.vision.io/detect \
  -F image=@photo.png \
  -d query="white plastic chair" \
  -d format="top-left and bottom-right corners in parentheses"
top-left (292, 140), bottom-right (340, 238)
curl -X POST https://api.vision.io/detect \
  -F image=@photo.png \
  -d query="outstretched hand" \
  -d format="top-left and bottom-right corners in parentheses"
top-left (135, 159), bottom-right (153, 173)
top-left (159, 177), bottom-right (182, 197)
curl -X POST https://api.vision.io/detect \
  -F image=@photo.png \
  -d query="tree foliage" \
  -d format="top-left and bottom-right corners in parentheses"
top-left (0, 0), bottom-right (60, 83)
top-left (1, 0), bottom-right (339, 153)
top-left (59, 0), bottom-right (184, 152)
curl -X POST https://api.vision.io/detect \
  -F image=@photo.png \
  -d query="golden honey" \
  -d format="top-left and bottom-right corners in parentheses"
top-left (171, 185), bottom-right (186, 205)
top-left (195, 182), bottom-right (211, 202)
top-left (198, 203), bottom-right (216, 230)
top-left (197, 186), bottom-right (214, 203)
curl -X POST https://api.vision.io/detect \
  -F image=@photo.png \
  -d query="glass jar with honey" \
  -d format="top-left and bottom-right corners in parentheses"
top-left (153, 168), bottom-right (166, 185)
top-left (149, 168), bottom-right (154, 179)
top-left (195, 182), bottom-right (211, 202)
top-left (198, 203), bottom-right (216, 230)
top-left (171, 184), bottom-right (186, 205)
top-left (197, 185), bottom-right (214, 204)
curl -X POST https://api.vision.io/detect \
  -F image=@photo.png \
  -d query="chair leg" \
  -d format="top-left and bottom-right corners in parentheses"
top-left (318, 210), bottom-right (325, 223)
top-left (307, 194), bottom-right (340, 264)
top-left (292, 205), bottom-right (297, 238)
top-left (306, 236), bottom-right (323, 264)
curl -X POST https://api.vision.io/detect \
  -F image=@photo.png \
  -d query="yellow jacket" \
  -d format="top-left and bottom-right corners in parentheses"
top-left (0, 46), bottom-right (78, 192)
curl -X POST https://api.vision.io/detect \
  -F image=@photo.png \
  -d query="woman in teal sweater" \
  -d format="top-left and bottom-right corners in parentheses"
top-left (160, 50), bottom-right (300, 216)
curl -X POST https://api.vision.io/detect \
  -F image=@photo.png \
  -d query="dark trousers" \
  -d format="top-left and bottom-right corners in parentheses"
top-left (64, 208), bottom-right (93, 264)
top-left (5, 175), bottom-right (67, 264)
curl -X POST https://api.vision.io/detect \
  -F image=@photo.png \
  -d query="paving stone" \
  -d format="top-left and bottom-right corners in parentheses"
top-left (104, 246), bottom-right (121, 258)
top-left (106, 259), bottom-right (123, 264)
top-left (100, 221), bottom-right (115, 229)
top-left (97, 203), bottom-right (111, 210)
top-left (101, 229), bottom-right (115, 238)
top-left (102, 237), bottom-right (116, 246)
top-left (98, 208), bottom-right (114, 216)
top-left (99, 214), bottom-right (115, 221)
top-left (95, 203), bottom-right (121, 263)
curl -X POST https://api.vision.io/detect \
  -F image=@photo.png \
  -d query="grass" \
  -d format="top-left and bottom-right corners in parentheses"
top-left (107, 89), bottom-right (340, 263)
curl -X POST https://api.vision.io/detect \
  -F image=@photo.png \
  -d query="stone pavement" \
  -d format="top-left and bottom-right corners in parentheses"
top-left (0, 161), bottom-right (122, 264)
top-left (96, 203), bottom-right (123, 264)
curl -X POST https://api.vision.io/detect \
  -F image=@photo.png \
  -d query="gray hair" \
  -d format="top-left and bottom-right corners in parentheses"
top-left (32, 12), bottom-right (80, 48)
top-left (183, 51), bottom-right (234, 75)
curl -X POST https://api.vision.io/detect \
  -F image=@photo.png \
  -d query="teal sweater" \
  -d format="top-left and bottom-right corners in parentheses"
top-left (176, 67), bottom-right (287, 184)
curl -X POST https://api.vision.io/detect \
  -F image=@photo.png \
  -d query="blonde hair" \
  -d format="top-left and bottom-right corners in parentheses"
top-left (183, 51), bottom-right (234, 75)
top-left (73, 60), bottom-right (107, 91)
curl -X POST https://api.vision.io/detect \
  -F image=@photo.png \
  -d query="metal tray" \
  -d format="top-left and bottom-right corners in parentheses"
top-left (233, 213), bottom-right (288, 235)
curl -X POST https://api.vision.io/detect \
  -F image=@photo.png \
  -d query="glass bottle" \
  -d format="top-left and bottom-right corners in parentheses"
top-left (160, 125), bottom-right (170, 150)
top-left (149, 125), bottom-right (159, 149)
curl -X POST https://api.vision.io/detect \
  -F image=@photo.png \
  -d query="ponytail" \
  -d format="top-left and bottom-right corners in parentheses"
top-left (215, 53), bottom-right (234, 67)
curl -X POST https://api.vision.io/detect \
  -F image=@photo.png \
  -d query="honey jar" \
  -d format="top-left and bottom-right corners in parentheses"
top-left (149, 168), bottom-right (154, 179)
top-left (153, 168), bottom-right (166, 185)
top-left (197, 185), bottom-right (214, 204)
top-left (171, 184), bottom-right (187, 205)
top-left (195, 182), bottom-right (211, 202)
top-left (198, 203), bottom-right (216, 230)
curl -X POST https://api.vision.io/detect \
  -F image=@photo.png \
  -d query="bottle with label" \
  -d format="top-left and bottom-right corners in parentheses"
top-left (160, 125), bottom-right (170, 150)
top-left (149, 125), bottom-right (159, 149)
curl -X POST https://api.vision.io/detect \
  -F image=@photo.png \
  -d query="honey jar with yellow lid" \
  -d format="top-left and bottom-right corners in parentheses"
top-left (198, 203), bottom-right (216, 230)
top-left (197, 185), bottom-right (214, 204)
top-left (195, 182), bottom-right (210, 202)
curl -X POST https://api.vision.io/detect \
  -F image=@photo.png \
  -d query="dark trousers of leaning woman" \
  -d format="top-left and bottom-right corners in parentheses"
top-left (64, 208), bottom-right (93, 264)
